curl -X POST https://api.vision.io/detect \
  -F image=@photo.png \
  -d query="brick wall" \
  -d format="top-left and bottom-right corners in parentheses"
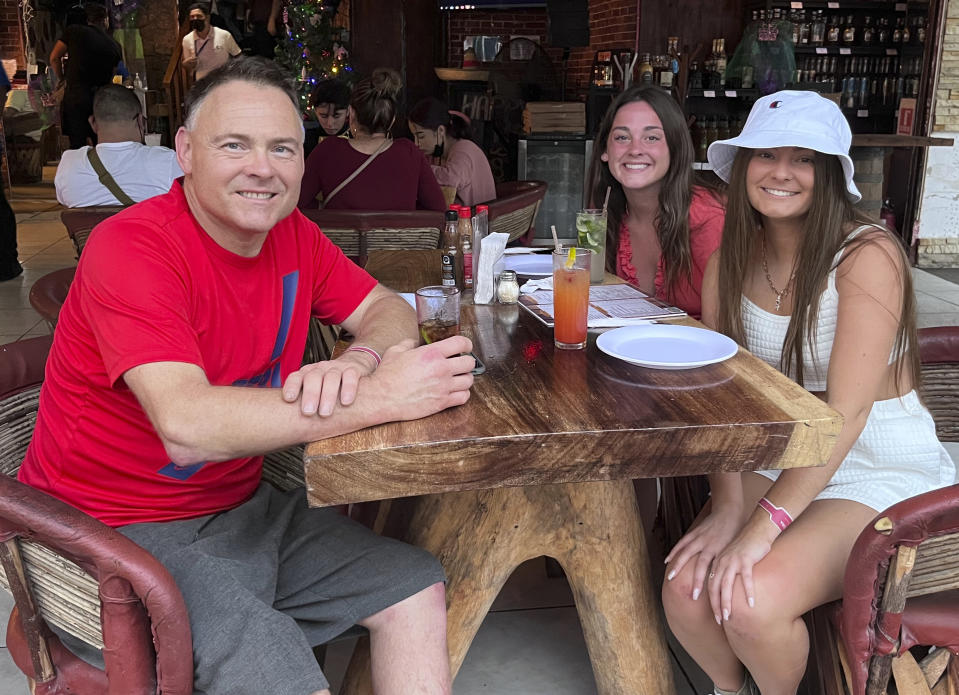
top-left (0, 0), bottom-right (24, 69)
top-left (918, 0), bottom-right (959, 261)
top-left (444, 0), bottom-right (639, 96)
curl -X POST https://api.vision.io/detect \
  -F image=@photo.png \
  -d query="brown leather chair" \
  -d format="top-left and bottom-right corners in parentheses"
top-left (301, 208), bottom-right (445, 267)
top-left (28, 267), bottom-right (76, 331)
top-left (485, 180), bottom-right (547, 245)
top-left (0, 335), bottom-right (194, 694)
top-left (0, 336), bottom-right (311, 694)
top-left (60, 206), bottom-right (125, 258)
top-left (810, 326), bottom-right (959, 695)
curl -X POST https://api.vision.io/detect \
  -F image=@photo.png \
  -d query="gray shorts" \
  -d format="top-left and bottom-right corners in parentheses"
top-left (114, 483), bottom-right (445, 695)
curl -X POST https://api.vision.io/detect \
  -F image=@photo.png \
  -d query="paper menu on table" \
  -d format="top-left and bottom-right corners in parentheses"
top-left (518, 283), bottom-right (686, 327)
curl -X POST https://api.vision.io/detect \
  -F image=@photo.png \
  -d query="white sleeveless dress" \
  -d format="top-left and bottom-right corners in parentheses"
top-left (744, 225), bottom-right (957, 512)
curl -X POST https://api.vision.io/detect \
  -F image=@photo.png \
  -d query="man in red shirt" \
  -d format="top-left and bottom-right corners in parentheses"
top-left (19, 57), bottom-right (472, 695)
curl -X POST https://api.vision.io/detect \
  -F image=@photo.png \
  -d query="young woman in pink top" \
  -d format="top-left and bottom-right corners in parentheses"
top-left (586, 86), bottom-right (725, 319)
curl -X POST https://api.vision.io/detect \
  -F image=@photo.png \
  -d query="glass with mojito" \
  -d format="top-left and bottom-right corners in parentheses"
top-left (575, 209), bottom-right (607, 283)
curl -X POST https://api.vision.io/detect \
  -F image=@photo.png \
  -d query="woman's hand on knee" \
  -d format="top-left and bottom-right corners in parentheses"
top-left (708, 522), bottom-right (778, 626)
top-left (665, 508), bottom-right (743, 601)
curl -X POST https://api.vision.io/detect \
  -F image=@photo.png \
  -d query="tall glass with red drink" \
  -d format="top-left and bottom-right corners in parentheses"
top-left (552, 247), bottom-right (591, 350)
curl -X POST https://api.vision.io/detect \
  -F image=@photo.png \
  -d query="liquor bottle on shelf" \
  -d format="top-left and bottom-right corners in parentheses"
top-left (715, 38), bottom-right (727, 88)
top-left (811, 10), bottom-right (825, 47)
top-left (689, 60), bottom-right (703, 90)
top-left (704, 116), bottom-right (718, 152)
top-left (918, 17), bottom-right (927, 44)
top-left (663, 37), bottom-right (680, 89)
top-left (799, 10), bottom-right (811, 46)
top-left (826, 14), bottom-right (841, 45)
top-left (842, 15), bottom-right (856, 46)
top-left (862, 16), bottom-right (875, 46)
top-left (892, 17), bottom-right (903, 45)
top-left (878, 17), bottom-right (891, 45)
top-left (638, 53), bottom-right (654, 85)
top-left (902, 17), bottom-right (911, 45)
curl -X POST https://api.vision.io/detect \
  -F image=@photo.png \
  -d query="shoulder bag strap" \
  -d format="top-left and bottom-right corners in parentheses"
top-left (322, 138), bottom-right (391, 207)
top-left (86, 148), bottom-right (136, 206)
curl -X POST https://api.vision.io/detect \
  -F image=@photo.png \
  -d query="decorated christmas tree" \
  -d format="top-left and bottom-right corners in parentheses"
top-left (274, 0), bottom-right (355, 113)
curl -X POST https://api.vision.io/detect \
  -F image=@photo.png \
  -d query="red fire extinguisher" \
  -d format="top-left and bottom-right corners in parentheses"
top-left (880, 199), bottom-right (897, 235)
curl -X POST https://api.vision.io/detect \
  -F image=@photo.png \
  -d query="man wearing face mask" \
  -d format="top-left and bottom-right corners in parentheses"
top-left (55, 84), bottom-right (183, 207)
top-left (49, 3), bottom-right (122, 149)
top-left (181, 3), bottom-right (241, 81)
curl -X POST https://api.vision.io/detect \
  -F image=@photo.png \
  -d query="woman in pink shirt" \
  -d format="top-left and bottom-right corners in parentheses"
top-left (586, 85), bottom-right (725, 320)
top-left (408, 97), bottom-right (497, 207)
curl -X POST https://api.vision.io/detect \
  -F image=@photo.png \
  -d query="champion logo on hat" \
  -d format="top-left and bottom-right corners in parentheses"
top-left (769, 100), bottom-right (783, 109)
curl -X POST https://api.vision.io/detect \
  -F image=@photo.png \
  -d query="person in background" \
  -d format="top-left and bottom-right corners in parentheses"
top-left (247, 0), bottom-right (281, 58)
top-left (0, 64), bottom-right (20, 281)
top-left (20, 57), bottom-right (468, 695)
top-left (408, 97), bottom-right (496, 208)
top-left (181, 3), bottom-right (241, 81)
top-left (662, 90), bottom-right (956, 695)
top-left (298, 68), bottom-right (446, 211)
top-left (49, 2), bottom-right (122, 149)
top-left (310, 79), bottom-right (351, 137)
top-left (55, 84), bottom-right (183, 207)
top-left (586, 85), bottom-right (725, 321)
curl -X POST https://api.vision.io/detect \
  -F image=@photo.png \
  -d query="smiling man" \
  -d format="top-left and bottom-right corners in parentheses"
top-left (18, 57), bottom-right (472, 695)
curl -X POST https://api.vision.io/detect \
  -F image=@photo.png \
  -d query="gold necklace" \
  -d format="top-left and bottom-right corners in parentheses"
top-left (761, 233), bottom-right (797, 312)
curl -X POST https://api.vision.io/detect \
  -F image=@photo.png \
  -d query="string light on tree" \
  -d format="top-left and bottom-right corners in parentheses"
top-left (274, 0), bottom-right (355, 113)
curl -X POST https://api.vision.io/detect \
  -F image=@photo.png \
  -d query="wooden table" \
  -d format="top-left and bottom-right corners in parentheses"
top-left (304, 251), bottom-right (842, 695)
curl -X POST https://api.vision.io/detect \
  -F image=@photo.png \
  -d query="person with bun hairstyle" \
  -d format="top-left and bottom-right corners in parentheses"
top-left (586, 85), bottom-right (725, 320)
top-left (298, 68), bottom-right (447, 211)
top-left (408, 97), bottom-right (496, 207)
top-left (661, 90), bottom-right (956, 695)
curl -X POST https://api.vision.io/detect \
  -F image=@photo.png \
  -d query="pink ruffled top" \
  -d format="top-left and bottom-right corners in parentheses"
top-left (615, 187), bottom-right (725, 320)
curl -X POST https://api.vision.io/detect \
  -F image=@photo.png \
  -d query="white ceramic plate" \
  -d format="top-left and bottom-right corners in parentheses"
top-left (503, 254), bottom-right (553, 277)
top-left (596, 324), bottom-right (739, 370)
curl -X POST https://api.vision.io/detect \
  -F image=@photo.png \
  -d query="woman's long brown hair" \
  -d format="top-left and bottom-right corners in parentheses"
top-left (716, 149), bottom-right (919, 392)
top-left (586, 86), bottom-right (718, 299)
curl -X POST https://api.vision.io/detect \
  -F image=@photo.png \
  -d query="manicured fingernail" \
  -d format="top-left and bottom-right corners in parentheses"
top-left (667, 570), bottom-right (675, 581)
top-left (723, 609), bottom-right (730, 621)
top-left (715, 614), bottom-right (722, 625)
top-left (748, 597), bottom-right (755, 608)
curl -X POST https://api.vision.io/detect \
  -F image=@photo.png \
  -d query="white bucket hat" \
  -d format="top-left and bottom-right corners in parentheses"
top-left (707, 90), bottom-right (861, 203)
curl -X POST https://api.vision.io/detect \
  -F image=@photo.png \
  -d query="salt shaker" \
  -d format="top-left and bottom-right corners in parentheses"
top-left (496, 270), bottom-right (520, 304)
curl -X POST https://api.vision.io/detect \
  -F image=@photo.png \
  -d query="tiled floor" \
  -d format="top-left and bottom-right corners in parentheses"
top-left (2, 169), bottom-right (959, 694)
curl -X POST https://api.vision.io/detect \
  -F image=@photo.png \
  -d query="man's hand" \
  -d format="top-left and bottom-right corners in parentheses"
top-left (282, 349), bottom-right (378, 417)
top-left (183, 56), bottom-right (197, 71)
top-left (366, 336), bottom-right (475, 422)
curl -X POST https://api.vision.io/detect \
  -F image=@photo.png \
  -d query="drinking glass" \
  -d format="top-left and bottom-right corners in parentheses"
top-left (552, 248), bottom-right (591, 350)
top-left (575, 209), bottom-right (607, 284)
top-left (415, 286), bottom-right (460, 344)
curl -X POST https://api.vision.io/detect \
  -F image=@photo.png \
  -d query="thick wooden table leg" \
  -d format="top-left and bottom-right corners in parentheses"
top-left (545, 480), bottom-right (676, 695)
top-left (338, 480), bottom-right (675, 695)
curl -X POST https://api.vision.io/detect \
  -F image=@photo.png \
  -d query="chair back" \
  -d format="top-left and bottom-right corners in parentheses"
top-left (919, 326), bottom-right (959, 443)
top-left (486, 180), bottom-right (547, 244)
top-left (60, 207), bottom-right (125, 258)
top-left (28, 267), bottom-right (77, 332)
top-left (301, 208), bottom-right (445, 266)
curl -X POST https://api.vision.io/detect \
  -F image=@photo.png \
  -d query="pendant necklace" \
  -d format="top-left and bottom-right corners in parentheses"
top-left (761, 233), bottom-right (797, 312)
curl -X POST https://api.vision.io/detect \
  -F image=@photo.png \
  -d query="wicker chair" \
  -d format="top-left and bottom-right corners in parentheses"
top-left (485, 180), bottom-right (547, 244)
top-left (60, 206), bottom-right (125, 258)
top-left (810, 326), bottom-right (959, 695)
top-left (0, 337), bottom-right (316, 693)
top-left (302, 208), bottom-right (445, 267)
top-left (28, 267), bottom-right (76, 331)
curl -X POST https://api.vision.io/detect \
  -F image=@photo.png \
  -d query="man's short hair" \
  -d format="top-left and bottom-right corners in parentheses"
top-left (85, 2), bottom-right (107, 24)
top-left (93, 84), bottom-right (142, 123)
top-left (183, 57), bottom-right (301, 131)
top-left (187, 3), bottom-right (210, 15)
top-left (309, 80), bottom-right (351, 109)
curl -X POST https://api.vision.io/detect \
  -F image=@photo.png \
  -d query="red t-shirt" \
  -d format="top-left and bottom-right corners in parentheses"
top-left (616, 187), bottom-right (725, 320)
top-left (297, 137), bottom-right (447, 211)
top-left (19, 181), bottom-right (377, 527)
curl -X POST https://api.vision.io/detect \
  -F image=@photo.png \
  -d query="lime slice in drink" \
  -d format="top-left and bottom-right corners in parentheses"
top-left (565, 247), bottom-right (576, 269)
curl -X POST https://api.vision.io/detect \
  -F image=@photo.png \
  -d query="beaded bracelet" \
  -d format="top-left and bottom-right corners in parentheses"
top-left (758, 497), bottom-right (793, 532)
top-left (345, 345), bottom-right (382, 368)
